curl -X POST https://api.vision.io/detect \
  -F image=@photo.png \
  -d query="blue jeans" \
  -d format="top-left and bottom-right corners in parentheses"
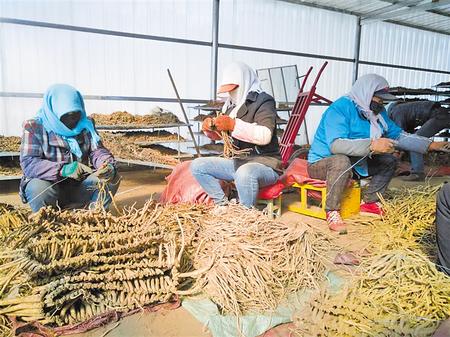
top-left (190, 157), bottom-right (279, 207)
top-left (24, 174), bottom-right (120, 212)
top-left (411, 110), bottom-right (450, 174)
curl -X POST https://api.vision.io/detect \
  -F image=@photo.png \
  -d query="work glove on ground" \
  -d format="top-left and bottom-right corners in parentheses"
top-left (60, 162), bottom-right (93, 180)
top-left (93, 162), bottom-right (116, 182)
top-left (214, 115), bottom-right (236, 132)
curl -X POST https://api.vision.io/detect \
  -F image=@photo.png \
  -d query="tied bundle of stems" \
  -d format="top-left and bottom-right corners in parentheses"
top-left (212, 113), bottom-right (251, 159)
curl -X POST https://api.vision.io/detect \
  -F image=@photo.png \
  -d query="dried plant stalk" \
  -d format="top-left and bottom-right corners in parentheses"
top-left (295, 249), bottom-right (450, 337)
top-left (195, 204), bottom-right (330, 315)
top-left (294, 185), bottom-right (450, 337)
top-left (221, 132), bottom-right (251, 159)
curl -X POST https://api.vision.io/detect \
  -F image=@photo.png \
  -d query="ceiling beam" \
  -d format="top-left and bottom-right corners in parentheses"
top-left (361, 0), bottom-right (422, 19)
top-left (279, 0), bottom-right (360, 16)
top-left (385, 18), bottom-right (450, 36)
top-left (278, 0), bottom-right (450, 36)
top-left (361, 0), bottom-right (450, 23)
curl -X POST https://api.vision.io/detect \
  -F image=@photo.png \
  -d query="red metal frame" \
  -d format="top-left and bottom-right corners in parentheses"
top-left (279, 61), bottom-right (331, 167)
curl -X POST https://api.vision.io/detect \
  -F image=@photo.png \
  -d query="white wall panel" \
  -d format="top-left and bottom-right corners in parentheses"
top-left (358, 64), bottom-right (449, 90)
top-left (360, 21), bottom-right (450, 71)
top-left (0, 0), bottom-right (213, 41)
top-left (1, 0), bottom-right (449, 140)
top-left (219, 0), bottom-right (357, 59)
top-left (0, 22), bottom-right (211, 135)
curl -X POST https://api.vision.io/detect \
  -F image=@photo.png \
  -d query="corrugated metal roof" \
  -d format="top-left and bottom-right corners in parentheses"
top-left (281, 0), bottom-right (450, 36)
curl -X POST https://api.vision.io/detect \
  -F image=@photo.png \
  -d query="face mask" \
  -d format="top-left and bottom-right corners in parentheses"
top-left (60, 111), bottom-right (81, 130)
top-left (370, 100), bottom-right (384, 115)
top-left (229, 89), bottom-right (239, 104)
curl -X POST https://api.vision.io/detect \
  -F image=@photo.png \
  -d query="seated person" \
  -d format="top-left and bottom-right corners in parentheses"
top-left (190, 62), bottom-right (281, 208)
top-left (20, 84), bottom-right (119, 212)
top-left (388, 100), bottom-right (450, 181)
top-left (436, 183), bottom-right (450, 276)
top-left (307, 74), bottom-right (448, 233)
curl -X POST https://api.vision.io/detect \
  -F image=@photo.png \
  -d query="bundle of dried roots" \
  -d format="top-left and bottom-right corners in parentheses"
top-left (295, 249), bottom-right (450, 337)
top-left (195, 204), bottom-right (330, 315)
top-left (0, 203), bottom-right (210, 327)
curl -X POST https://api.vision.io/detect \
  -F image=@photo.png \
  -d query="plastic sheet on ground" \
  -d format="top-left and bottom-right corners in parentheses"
top-left (182, 272), bottom-right (344, 337)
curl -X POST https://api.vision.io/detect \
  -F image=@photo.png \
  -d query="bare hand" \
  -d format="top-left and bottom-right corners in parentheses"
top-left (370, 138), bottom-right (395, 154)
top-left (428, 141), bottom-right (450, 152)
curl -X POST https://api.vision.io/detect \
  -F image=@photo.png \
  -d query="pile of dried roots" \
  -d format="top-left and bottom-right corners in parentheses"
top-left (294, 185), bottom-right (450, 337)
top-left (195, 205), bottom-right (330, 315)
top-left (0, 163), bottom-right (22, 176)
top-left (0, 203), bottom-right (208, 328)
top-left (0, 136), bottom-right (21, 152)
top-left (100, 131), bottom-right (184, 144)
top-left (370, 185), bottom-right (440, 256)
top-left (0, 202), bottom-right (330, 334)
top-left (91, 110), bottom-right (180, 126)
top-left (100, 132), bottom-right (180, 166)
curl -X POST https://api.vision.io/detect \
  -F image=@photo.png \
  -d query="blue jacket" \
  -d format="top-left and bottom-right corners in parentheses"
top-left (308, 96), bottom-right (403, 175)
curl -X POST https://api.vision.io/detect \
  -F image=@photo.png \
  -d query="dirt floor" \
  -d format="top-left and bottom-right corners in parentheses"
top-left (0, 166), bottom-right (449, 337)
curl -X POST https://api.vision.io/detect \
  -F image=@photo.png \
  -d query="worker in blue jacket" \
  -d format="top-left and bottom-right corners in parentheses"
top-left (307, 74), bottom-right (448, 233)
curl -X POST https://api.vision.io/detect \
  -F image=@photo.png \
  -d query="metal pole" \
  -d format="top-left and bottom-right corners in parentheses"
top-left (211, 0), bottom-right (220, 100)
top-left (167, 69), bottom-right (201, 157)
top-left (352, 17), bottom-right (362, 83)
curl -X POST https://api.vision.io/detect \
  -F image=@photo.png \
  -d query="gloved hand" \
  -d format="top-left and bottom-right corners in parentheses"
top-left (428, 141), bottom-right (450, 152)
top-left (60, 162), bottom-right (93, 180)
top-left (370, 138), bottom-right (395, 154)
top-left (202, 117), bottom-right (214, 132)
top-left (214, 115), bottom-right (236, 132)
top-left (93, 162), bottom-right (116, 182)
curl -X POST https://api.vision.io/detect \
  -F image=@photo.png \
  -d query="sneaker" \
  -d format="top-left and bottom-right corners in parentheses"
top-left (326, 210), bottom-right (347, 234)
top-left (360, 202), bottom-right (384, 216)
top-left (401, 173), bottom-right (425, 182)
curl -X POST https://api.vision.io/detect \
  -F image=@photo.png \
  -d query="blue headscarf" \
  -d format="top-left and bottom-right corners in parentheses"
top-left (37, 84), bottom-right (100, 158)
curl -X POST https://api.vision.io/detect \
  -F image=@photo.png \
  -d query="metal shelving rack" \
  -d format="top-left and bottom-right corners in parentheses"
top-left (97, 122), bottom-right (194, 169)
top-left (390, 86), bottom-right (450, 141)
top-left (435, 82), bottom-right (450, 141)
top-left (188, 105), bottom-right (223, 156)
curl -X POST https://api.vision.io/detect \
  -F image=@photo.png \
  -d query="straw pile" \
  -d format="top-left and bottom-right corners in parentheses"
top-left (294, 185), bottom-right (450, 337)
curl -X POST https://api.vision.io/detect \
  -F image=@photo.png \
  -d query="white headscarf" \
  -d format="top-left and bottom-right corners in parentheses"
top-left (347, 73), bottom-right (389, 139)
top-left (219, 62), bottom-right (263, 118)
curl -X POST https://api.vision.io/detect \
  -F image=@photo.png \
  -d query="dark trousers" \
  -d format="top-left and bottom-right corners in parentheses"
top-left (410, 109), bottom-right (450, 174)
top-left (436, 183), bottom-right (450, 276)
top-left (307, 154), bottom-right (398, 210)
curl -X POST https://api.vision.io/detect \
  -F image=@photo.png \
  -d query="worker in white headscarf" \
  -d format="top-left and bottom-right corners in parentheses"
top-left (190, 62), bottom-right (281, 208)
top-left (307, 74), bottom-right (449, 234)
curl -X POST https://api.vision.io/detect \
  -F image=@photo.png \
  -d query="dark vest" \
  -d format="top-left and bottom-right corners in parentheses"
top-left (227, 91), bottom-right (282, 172)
